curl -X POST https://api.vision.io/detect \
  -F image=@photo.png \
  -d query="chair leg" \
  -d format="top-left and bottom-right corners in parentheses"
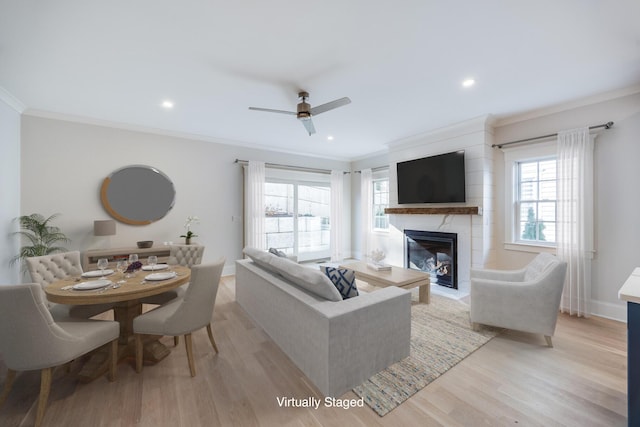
top-left (206, 324), bottom-right (219, 353)
top-left (35, 367), bottom-right (52, 427)
top-left (184, 333), bottom-right (196, 377)
top-left (174, 336), bottom-right (179, 347)
top-left (108, 339), bottom-right (117, 382)
top-left (471, 322), bottom-right (480, 332)
top-left (545, 335), bottom-right (553, 348)
top-left (135, 335), bottom-right (143, 373)
top-left (0, 369), bottom-right (16, 407)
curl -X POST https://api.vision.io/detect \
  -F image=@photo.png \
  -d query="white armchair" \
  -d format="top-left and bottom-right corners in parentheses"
top-left (470, 253), bottom-right (567, 347)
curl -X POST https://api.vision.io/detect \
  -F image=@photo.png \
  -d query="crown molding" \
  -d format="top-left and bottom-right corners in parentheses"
top-left (494, 84), bottom-right (640, 128)
top-left (386, 114), bottom-right (494, 152)
top-left (22, 108), bottom-right (353, 162)
top-left (0, 87), bottom-right (26, 113)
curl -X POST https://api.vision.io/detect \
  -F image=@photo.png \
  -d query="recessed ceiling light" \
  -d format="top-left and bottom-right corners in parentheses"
top-left (327, 135), bottom-right (334, 141)
top-left (161, 100), bottom-right (174, 109)
top-left (462, 78), bottom-right (475, 88)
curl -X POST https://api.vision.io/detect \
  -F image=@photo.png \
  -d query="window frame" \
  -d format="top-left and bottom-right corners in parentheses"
top-left (503, 141), bottom-right (557, 254)
top-left (371, 170), bottom-right (389, 233)
top-left (264, 168), bottom-right (332, 261)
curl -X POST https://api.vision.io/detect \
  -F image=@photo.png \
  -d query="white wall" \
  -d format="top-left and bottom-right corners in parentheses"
top-left (20, 115), bottom-right (351, 276)
top-left (493, 91), bottom-right (640, 321)
top-left (0, 93), bottom-right (21, 284)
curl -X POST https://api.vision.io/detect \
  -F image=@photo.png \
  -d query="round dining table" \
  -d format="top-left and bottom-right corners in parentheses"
top-left (45, 265), bottom-right (190, 382)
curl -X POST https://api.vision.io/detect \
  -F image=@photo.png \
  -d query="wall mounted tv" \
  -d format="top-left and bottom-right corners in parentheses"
top-left (396, 150), bottom-right (466, 204)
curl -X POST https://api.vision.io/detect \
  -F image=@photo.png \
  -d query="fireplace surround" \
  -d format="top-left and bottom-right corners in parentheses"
top-left (405, 230), bottom-right (458, 289)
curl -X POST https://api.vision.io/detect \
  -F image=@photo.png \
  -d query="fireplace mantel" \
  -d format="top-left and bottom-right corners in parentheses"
top-left (385, 206), bottom-right (480, 215)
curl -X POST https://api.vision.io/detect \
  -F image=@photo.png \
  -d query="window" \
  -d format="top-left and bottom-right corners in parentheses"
top-left (265, 178), bottom-right (331, 261)
top-left (503, 141), bottom-right (557, 252)
top-left (516, 158), bottom-right (557, 244)
top-left (372, 177), bottom-right (389, 231)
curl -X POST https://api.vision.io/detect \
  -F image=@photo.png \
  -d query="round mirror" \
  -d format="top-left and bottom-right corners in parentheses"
top-left (100, 165), bottom-right (176, 225)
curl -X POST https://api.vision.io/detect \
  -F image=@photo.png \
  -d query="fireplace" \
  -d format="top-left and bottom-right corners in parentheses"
top-left (404, 230), bottom-right (458, 289)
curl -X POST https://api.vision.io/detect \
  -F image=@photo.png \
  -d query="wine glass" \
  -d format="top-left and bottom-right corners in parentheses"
top-left (148, 256), bottom-right (158, 271)
top-left (116, 260), bottom-right (127, 283)
top-left (97, 258), bottom-right (109, 279)
top-left (128, 253), bottom-right (139, 264)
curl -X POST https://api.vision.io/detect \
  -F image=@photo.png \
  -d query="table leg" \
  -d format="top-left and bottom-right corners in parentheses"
top-left (418, 284), bottom-right (430, 304)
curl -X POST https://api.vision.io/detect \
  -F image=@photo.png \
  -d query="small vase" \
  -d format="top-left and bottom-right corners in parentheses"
top-left (185, 237), bottom-right (191, 245)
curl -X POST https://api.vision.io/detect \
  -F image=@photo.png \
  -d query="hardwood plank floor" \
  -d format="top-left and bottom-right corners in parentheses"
top-left (0, 276), bottom-right (627, 426)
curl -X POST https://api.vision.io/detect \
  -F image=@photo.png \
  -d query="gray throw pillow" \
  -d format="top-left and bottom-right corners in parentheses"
top-left (268, 256), bottom-right (343, 301)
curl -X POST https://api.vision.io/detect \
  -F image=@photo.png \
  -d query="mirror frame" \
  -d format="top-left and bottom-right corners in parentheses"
top-left (100, 165), bottom-right (176, 225)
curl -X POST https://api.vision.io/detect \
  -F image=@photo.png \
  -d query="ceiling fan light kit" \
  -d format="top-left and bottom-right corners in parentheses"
top-left (249, 91), bottom-right (351, 136)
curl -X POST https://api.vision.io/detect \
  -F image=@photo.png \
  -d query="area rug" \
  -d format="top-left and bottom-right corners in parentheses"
top-left (352, 294), bottom-right (499, 416)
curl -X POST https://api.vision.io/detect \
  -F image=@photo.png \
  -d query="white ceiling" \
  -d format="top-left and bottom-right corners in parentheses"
top-left (1, 1), bottom-right (639, 160)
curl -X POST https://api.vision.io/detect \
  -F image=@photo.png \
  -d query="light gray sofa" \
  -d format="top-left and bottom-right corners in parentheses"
top-left (235, 255), bottom-right (411, 397)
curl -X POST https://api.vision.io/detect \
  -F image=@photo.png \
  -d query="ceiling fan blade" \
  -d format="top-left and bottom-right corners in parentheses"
top-left (310, 97), bottom-right (351, 116)
top-left (248, 107), bottom-right (296, 116)
top-left (300, 118), bottom-right (316, 135)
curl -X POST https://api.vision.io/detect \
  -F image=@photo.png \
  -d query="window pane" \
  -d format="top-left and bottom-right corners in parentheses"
top-left (541, 222), bottom-right (556, 243)
top-left (538, 202), bottom-right (556, 222)
top-left (519, 162), bottom-right (538, 181)
top-left (372, 178), bottom-right (389, 230)
top-left (539, 180), bottom-right (556, 200)
top-left (298, 185), bottom-right (330, 255)
top-left (519, 181), bottom-right (537, 200)
top-left (539, 160), bottom-right (556, 180)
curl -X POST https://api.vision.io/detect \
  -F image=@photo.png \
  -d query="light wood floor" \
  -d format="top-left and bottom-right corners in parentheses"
top-left (0, 276), bottom-right (627, 426)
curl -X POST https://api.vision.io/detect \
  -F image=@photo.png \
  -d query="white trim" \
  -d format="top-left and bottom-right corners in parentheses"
top-left (495, 84), bottom-right (640, 127)
top-left (0, 87), bottom-right (26, 113)
top-left (591, 299), bottom-right (627, 323)
top-left (23, 108), bottom-right (353, 162)
top-left (504, 242), bottom-right (556, 254)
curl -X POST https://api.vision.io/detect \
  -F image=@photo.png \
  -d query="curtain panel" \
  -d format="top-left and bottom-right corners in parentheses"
top-left (557, 127), bottom-right (594, 317)
top-left (360, 169), bottom-right (373, 260)
top-left (244, 161), bottom-right (266, 250)
top-left (330, 170), bottom-right (343, 262)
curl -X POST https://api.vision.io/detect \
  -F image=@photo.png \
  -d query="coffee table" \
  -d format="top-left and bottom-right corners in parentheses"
top-left (339, 261), bottom-right (430, 304)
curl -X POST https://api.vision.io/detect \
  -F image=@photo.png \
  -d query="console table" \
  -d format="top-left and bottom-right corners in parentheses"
top-left (618, 267), bottom-right (640, 426)
top-left (83, 246), bottom-right (171, 270)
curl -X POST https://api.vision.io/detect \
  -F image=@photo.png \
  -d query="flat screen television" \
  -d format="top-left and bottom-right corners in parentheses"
top-left (396, 151), bottom-right (466, 204)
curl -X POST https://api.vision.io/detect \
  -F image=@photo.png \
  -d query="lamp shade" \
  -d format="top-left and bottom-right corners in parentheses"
top-left (94, 220), bottom-right (116, 236)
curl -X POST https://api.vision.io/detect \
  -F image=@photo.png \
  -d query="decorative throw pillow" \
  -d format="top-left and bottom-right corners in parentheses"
top-left (321, 266), bottom-right (359, 300)
top-left (268, 256), bottom-right (343, 301)
top-left (268, 247), bottom-right (287, 257)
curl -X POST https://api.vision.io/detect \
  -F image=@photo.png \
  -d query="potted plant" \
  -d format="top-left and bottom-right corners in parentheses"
top-left (180, 215), bottom-right (200, 244)
top-left (10, 213), bottom-right (70, 269)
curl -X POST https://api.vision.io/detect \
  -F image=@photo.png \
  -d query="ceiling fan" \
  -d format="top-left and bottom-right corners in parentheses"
top-left (249, 91), bottom-right (351, 136)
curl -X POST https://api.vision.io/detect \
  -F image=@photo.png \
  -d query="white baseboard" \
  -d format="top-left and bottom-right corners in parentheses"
top-left (591, 299), bottom-right (627, 323)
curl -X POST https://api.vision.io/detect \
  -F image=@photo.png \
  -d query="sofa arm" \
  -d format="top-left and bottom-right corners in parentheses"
top-left (314, 287), bottom-right (412, 397)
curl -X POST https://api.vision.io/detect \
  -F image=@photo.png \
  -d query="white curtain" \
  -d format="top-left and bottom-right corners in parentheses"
top-left (330, 170), bottom-right (344, 262)
top-left (557, 127), bottom-right (594, 317)
top-left (360, 169), bottom-right (373, 260)
top-left (244, 161), bottom-right (265, 250)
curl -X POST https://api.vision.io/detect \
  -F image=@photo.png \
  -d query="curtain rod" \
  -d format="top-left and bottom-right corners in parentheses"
top-left (234, 159), bottom-right (349, 175)
top-left (493, 121), bottom-right (614, 149)
top-left (353, 165), bottom-right (390, 173)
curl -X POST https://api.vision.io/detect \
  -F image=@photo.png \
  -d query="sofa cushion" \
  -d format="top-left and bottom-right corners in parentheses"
top-left (268, 247), bottom-right (288, 258)
top-left (268, 256), bottom-right (343, 302)
top-left (321, 266), bottom-right (359, 299)
top-left (243, 247), bottom-right (278, 274)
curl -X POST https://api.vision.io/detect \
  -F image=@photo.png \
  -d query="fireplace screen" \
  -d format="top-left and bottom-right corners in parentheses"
top-left (405, 230), bottom-right (457, 289)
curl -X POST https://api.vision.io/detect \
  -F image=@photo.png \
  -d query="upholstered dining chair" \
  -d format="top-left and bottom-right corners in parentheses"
top-left (0, 283), bottom-right (119, 427)
top-left (139, 244), bottom-right (205, 306)
top-left (133, 258), bottom-right (225, 377)
top-left (25, 251), bottom-right (114, 319)
top-left (470, 252), bottom-right (568, 347)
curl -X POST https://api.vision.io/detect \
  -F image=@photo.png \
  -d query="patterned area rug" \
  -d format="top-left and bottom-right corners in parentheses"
top-left (353, 294), bottom-right (498, 416)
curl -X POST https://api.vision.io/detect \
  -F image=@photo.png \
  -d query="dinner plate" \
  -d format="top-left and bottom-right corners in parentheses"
top-left (142, 264), bottom-right (169, 271)
top-left (73, 279), bottom-right (112, 290)
top-left (145, 272), bottom-right (177, 281)
top-left (82, 269), bottom-right (114, 278)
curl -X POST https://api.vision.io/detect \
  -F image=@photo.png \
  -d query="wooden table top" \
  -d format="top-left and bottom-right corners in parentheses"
top-left (339, 261), bottom-right (430, 287)
top-left (45, 265), bottom-right (191, 305)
